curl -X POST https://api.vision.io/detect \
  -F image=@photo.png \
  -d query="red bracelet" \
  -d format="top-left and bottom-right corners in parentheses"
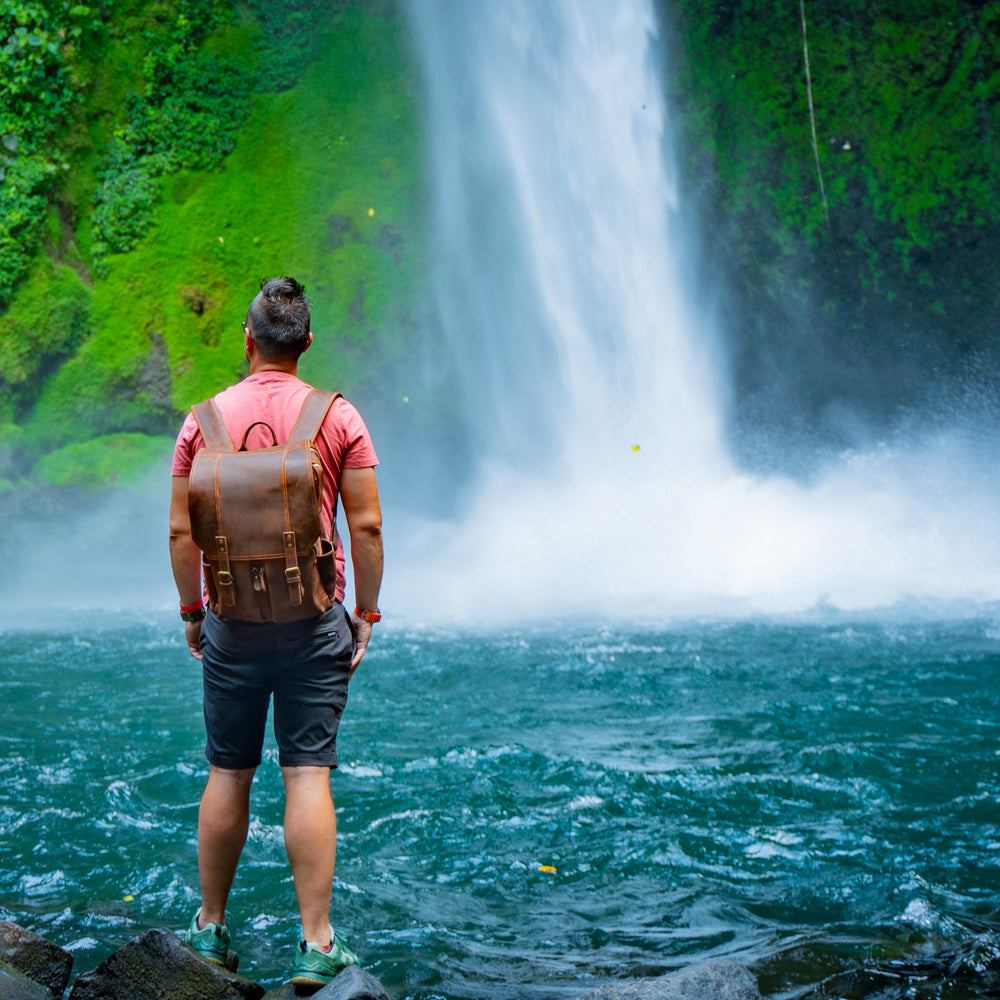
top-left (180, 599), bottom-right (204, 614)
top-left (354, 607), bottom-right (382, 623)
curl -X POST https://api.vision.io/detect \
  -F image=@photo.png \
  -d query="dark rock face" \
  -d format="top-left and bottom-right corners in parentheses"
top-left (570, 960), bottom-right (760, 1000)
top-left (67, 928), bottom-right (264, 1000)
top-left (0, 922), bottom-right (73, 998)
top-left (0, 964), bottom-right (57, 1000)
top-left (262, 965), bottom-right (394, 1000)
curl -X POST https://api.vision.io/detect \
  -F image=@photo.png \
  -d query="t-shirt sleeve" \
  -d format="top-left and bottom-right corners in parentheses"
top-left (330, 397), bottom-right (379, 469)
top-left (171, 411), bottom-right (202, 476)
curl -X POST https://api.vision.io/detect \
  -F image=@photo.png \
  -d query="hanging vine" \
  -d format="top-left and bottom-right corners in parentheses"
top-left (800, 0), bottom-right (829, 224)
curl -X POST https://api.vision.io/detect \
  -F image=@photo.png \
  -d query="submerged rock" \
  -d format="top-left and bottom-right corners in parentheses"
top-left (570, 960), bottom-right (760, 1000)
top-left (67, 928), bottom-right (264, 1000)
top-left (262, 965), bottom-right (393, 1000)
top-left (0, 922), bottom-right (73, 999)
top-left (264, 965), bottom-right (392, 1000)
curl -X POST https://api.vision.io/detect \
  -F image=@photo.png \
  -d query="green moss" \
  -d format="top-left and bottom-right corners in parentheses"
top-left (24, 3), bottom-right (424, 459)
top-left (0, 260), bottom-right (90, 417)
top-left (31, 431), bottom-right (173, 488)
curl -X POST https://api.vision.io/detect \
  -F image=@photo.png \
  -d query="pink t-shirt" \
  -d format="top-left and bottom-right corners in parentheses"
top-left (172, 371), bottom-right (378, 602)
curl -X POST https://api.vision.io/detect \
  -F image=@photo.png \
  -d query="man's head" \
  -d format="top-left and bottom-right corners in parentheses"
top-left (244, 277), bottom-right (312, 361)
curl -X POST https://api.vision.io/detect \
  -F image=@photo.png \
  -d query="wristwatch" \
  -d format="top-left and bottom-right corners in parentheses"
top-left (354, 607), bottom-right (382, 623)
top-left (180, 602), bottom-right (207, 622)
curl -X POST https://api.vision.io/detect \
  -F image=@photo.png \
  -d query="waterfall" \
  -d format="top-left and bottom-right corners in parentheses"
top-left (407, 0), bottom-right (724, 474)
top-left (393, 0), bottom-right (1000, 622)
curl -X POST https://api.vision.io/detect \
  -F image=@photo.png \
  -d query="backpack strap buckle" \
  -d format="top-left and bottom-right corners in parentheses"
top-left (283, 531), bottom-right (303, 605)
top-left (215, 535), bottom-right (236, 605)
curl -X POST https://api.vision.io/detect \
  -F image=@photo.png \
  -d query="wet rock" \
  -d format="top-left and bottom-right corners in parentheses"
top-left (0, 963), bottom-right (55, 1000)
top-left (67, 928), bottom-right (263, 1000)
top-left (0, 922), bottom-right (73, 998)
top-left (262, 965), bottom-right (393, 1000)
top-left (570, 959), bottom-right (760, 1000)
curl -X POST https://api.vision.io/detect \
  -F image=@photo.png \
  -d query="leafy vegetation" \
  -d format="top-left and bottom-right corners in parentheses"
top-left (0, 0), bottom-right (424, 485)
top-left (665, 0), bottom-right (1000, 452)
top-left (0, 259), bottom-right (90, 423)
top-left (0, 1), bottom-right (83, 306)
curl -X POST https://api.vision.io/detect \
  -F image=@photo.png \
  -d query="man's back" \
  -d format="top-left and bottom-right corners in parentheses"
top-left (173, 370), bottom-right (378, 602)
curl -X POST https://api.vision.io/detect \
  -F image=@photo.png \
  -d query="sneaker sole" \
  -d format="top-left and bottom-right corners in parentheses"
top-left (290, 973), bottom-right (333, 986)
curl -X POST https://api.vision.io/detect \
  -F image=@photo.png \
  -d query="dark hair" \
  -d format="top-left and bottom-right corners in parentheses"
top-left (245, 276), bottom-right (311, 359)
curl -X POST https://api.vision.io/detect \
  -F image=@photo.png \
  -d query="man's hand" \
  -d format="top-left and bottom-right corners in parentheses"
top-left (184, 620), bottom-right (204, 660)
top-left (349, 612), bottom-right (372, 676)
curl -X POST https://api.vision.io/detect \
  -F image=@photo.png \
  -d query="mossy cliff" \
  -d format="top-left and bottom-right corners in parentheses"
top-left (0, 0), bottom-right (423, 491)
top-left (663, 0), bottom-right (1000, 457)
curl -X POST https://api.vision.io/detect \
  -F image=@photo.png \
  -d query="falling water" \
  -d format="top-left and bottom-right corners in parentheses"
top-left (392, 0), bottom-right (1000, 623)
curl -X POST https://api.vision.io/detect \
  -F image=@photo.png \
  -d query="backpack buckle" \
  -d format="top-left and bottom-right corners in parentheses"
top-left (283, 531), bottom-right (303, 606)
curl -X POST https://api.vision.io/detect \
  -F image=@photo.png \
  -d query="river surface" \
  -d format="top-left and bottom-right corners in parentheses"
top-left (1, 611), bottom-right (998, 999)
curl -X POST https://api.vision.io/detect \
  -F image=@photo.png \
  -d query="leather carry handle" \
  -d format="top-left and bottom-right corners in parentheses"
top-left (239, 421), bottom-right (279, 451)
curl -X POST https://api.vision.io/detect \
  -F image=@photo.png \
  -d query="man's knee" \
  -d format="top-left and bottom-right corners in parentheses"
top-left (281, 764), bottom-right (331, 787)
top-left (206, 765), bottom-right (256, 795)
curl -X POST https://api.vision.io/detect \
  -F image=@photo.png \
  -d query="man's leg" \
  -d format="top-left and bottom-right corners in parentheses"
top-left (197, 764), bottom-right (256, 926)
top-left (282, 765), bottom-right (336, 946)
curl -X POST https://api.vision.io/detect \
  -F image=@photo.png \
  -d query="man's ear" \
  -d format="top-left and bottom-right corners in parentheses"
top-left (302, 331), bottom-right (314, 353)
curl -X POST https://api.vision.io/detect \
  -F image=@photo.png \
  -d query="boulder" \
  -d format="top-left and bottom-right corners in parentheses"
top-left (262, 965), bottom-right (393, 1000)
top-left (0, 923), bottom-right (73, 998)
top-left (67, 928), bottom-right (264, 1000)
top-left (570, 959), bottom-right (760, 1000)
top-left (0, 963), bottom-right (56, 1000)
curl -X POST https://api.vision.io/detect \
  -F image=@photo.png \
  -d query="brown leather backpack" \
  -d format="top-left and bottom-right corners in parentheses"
top-left (187, 389), bottom-right (341, 623)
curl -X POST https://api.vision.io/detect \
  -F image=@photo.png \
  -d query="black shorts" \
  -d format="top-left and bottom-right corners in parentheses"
top-left (199, 604), bottom-right (355, 769)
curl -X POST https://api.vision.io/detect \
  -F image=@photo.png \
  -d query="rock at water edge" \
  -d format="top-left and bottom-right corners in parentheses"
top-left (0, 922), bottom-right (73, 998)
top-left (262, 965), bottom-right (393, 1000)
top-left (68, 928), bottom-right (264, 1000)
top-left (0, 963), bottom-right (58, 1000)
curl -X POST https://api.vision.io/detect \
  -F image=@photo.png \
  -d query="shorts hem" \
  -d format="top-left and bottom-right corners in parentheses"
top-left (206, 751), bottom-right (262, 770)
top-left (278, 753), bottom-right (339, 768)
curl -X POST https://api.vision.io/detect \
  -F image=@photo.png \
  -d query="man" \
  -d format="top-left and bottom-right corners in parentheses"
top-left (168, 276), bottom-right (383, 986)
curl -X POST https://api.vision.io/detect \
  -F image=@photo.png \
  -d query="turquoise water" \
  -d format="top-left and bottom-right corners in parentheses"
top-left (1, 613), bottom-right (999, 998)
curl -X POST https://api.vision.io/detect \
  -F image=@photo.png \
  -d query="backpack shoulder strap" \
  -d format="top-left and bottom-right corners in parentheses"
top-left (191, 399), bottom-right (234, 451)
top-left (289, 390), bottom-right (342, 443)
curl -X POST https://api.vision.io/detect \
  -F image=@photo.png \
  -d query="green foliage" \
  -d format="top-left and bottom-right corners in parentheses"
top-left (31, 431), bottom-right (173, 488)
top-left (666, 0), bottom-right (1000, 434)
top-left (90, 138), bottom-right (165, 265)
top-left (89, 1), bottom-right (252, 275)
top-left (0, 2), bottom-right (73, 125)
top-left (23, 3), bottom-right (424, 460)
top-left (245, 0), bottom-right (335, 92)
top-left (0, 260), bottom-right (90, 420)
top-left (673, 0), bottom-right (1000, 250)
top-left (0, 2), bottom-right (82, 305)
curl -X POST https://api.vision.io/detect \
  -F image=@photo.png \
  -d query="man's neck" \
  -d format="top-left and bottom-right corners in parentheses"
top-left (248, 358), bottom-right (299, 376)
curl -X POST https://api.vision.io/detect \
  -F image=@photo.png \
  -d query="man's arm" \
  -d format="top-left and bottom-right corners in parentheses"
top-left (168, 475), bottom-right (204, 660)
top-left (339, 466), bottom-right (383, 673)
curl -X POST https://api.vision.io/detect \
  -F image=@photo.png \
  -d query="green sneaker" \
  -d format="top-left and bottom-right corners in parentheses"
top-left (290, 928), bottom-right (359, 986)
top-left (182, 911), bottom-right (232, 967)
